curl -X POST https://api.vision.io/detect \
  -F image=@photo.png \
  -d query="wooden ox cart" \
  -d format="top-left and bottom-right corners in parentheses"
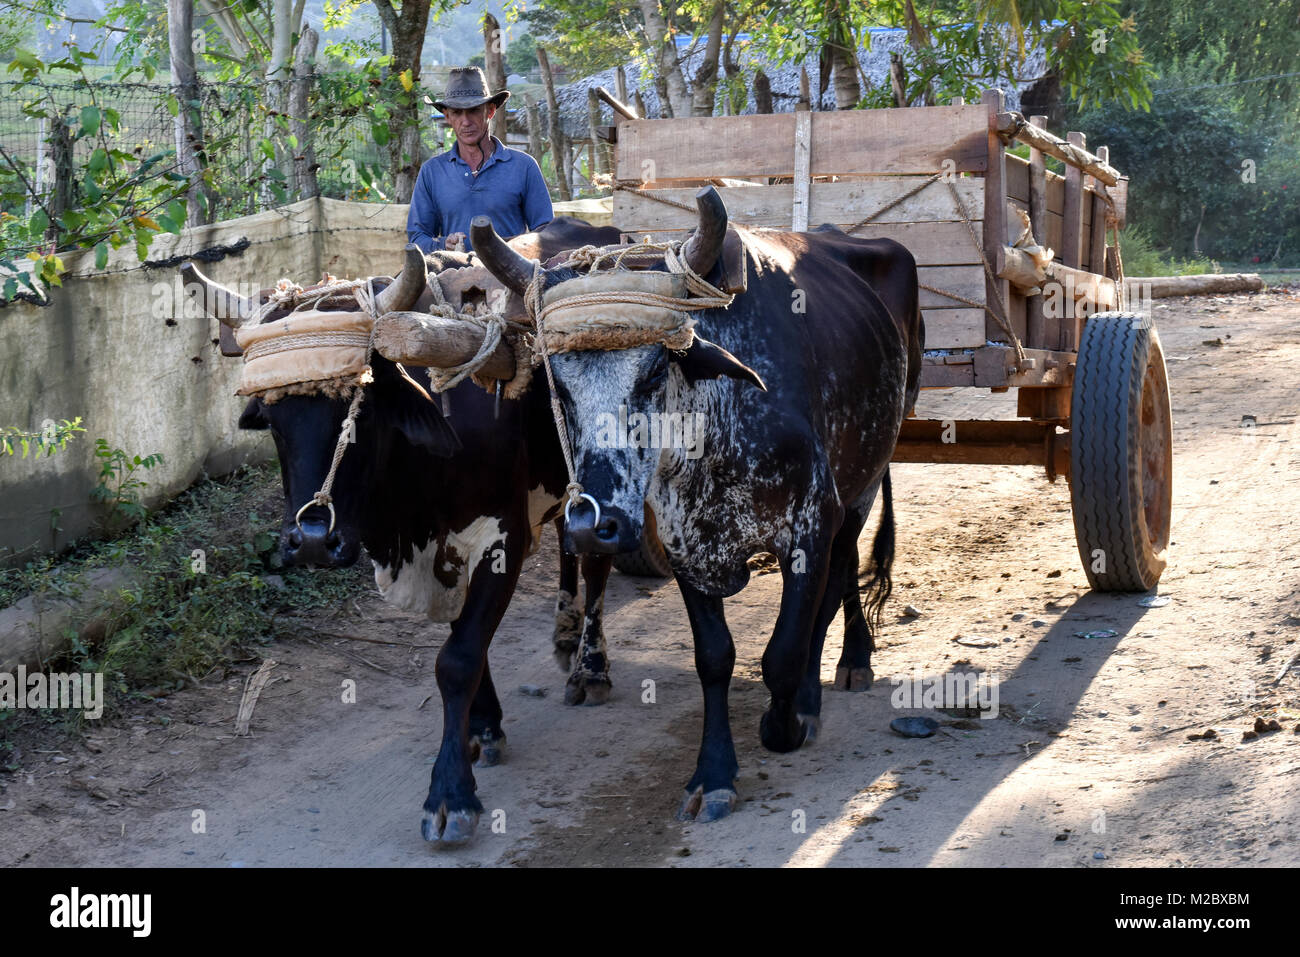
top-left (605, 89), bottom-right (1171, 592)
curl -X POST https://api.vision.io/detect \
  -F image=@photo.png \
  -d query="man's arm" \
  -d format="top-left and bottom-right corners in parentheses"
top-left (522, 157), bottom-right (554, 232)
top-left (406, 163), bottom-right (445, 252)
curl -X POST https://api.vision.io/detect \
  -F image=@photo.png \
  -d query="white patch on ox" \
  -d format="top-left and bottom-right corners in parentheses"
top-left (372, 516), bottom-right (507, 622)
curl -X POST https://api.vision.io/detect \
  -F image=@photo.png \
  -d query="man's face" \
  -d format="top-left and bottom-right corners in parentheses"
top-left (446, 104), bottom-right (495, 148)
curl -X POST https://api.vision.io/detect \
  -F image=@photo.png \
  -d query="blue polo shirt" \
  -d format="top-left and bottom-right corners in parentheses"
top-left (406, 136), bottom-right (553, 252)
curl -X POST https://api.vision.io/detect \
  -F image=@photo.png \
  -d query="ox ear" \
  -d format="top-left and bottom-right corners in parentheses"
top-left (673, 336), bottom-right (766, 392)
top-left (373, 366), bottom-right (462, 458)
top-left (238, 398), bottom-right (269, 430)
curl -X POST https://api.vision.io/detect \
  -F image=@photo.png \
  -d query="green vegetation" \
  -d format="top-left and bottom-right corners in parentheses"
top-left (1115, 224), bottom-right (1215, 277)
top-left (0, 460), bottom-right (372, 712)
top-left (0, 417), bottom-right (84, 457)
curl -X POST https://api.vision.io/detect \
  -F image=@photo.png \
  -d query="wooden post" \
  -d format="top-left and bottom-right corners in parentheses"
top-left (633, 90), bottom-right (647, 120)
top-left (1027, 115), bottom-right (1049, 350)
top-left (1061, 131), bottom-right (1085, 270)
top-left (537, 46), bottom-right (571, 200)
top-left (981, 89), bottom-right (1012, 346)
top-left (792, 111), bottom-right (811, 231)
top-left (615, 65), bottom-right (628, 104)
top-left (524, 94), bottom-right (544, 165)
top-left (289, 25), bottom-right (319, 200)
top-left (754, 69), bottom-right (773, 114)
top-left (797, 67), bottom-right (810, 111)
top-left (483, 13), bottom-right (508, 143)
top-left (1089, 145), bottom-right (1109, 277)
top-left (1061, 131), bottom-right (1085, 349)
top-left (44, 116), bottom-right (74, 243)
top-left (588, 88), bottom-right (606, 176)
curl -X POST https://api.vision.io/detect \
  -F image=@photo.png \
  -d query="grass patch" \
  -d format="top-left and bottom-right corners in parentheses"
top-left (0, 459), bottom-right (372, 716)
top-left (1117, 224), bottom-right (1218, 277)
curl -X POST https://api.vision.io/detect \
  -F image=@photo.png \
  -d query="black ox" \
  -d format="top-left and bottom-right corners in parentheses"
top-left (471, 189), bottom-right (923, 821)
top-left (184, 218), bottom-right (624, 844)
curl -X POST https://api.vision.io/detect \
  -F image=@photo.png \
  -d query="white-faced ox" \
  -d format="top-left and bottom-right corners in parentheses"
top-left (471, 188), bottom-right (923, 821)
top-left (183, 220), bottom-right (623, 845)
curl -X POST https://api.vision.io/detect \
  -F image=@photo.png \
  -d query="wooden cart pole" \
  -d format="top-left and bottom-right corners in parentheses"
top-left (1027, 115), bottom-right (1050, 350)
top-left (1060, 131), bottom-right (1086, 349)
top-left (982, 89), bottom-right (1012, 346)
top-left (1089, 145), bottom-right (1110, 278)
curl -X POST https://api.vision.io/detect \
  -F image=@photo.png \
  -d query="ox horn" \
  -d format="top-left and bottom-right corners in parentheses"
top-left (181, 261), bottom-right (258, 328)
top-left (375, 243), bottom-right (428, 314)
top-left (469, 216), bottom-right (535, 297)
top-left (681, 186), bottom-right (727, 279)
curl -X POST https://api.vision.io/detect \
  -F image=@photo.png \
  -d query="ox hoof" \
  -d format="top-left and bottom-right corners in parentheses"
top-left (564, 673), bottom-right (611, 707)
top-left (677, 786), bottom-right (737, 823)
top-left (421, 804), bottom-right (479, 845)
top-left (760, 708), bottom-right (809, 753)
top-left (797, 714), bottom-right (821, 745)
top-left (469, 733), bottom-right (507, 768)
top-left (553, 640), bottom-right (577, 672)
top-left (834, 665), bottom-right (874, 692)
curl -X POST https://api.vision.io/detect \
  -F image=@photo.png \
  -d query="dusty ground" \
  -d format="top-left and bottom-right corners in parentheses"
top-left (3, 288), bottom-right (1299, 868)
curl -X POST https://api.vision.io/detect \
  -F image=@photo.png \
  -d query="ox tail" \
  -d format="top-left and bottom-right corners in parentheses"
top-left (859, 469), bottom-right (895, 630)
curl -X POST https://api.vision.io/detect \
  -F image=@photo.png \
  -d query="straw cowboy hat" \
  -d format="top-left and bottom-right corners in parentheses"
top-left (430, 67), bottom-right (511, 111)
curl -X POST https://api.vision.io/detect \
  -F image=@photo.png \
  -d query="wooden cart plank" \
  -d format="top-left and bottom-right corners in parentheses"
top-left (919, 360), bottom-right (976, 388)
top-left (613, 178), bottom-right (984, 232)
top-left (922, 308), bottom-right (985, 348)
top-left (918, 265), bottom-right (986, 310)
top-left (615, 107), bottom-right (989, 183)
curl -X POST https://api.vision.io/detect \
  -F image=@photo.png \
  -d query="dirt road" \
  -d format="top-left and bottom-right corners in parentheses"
top-left (4, 289), bottom-right (1298, 867)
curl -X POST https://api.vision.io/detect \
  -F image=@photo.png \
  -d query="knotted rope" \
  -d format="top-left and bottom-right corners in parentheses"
top-left (235, 275), bottom-right (386, 532)
top-left (296, 277), bottom-right (382, 533)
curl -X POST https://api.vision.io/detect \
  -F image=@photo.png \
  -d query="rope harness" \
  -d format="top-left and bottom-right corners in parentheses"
top-left (233, 276), bottom-right (385, 535)
top-left (519, 240), bottom-right (735, 521)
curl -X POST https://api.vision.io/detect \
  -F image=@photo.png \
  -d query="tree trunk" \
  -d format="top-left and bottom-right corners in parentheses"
top-left (483, 13), bottom-right (508, 142)
top-left (826, 0), bottom-right (860, 111)
top-left (638, 0), bottom-right (691, 119)
top-left (265, 0), bottom-right (294, 199)
top-left (689, 1), bottom-right (725, 116)
top-left (537, 45), bottom-right (571, 200)
top-left (374, 0), bottom-right (432, 202)
top-left (754, 69), bottom-right (773, 114)
top-left (289, 25), bottom-right (319, 200)
top-left (890, 52), bottom-right (908, 107)
top-left (902, 0), bottom-right (935, 106)
top-left (168, 0), bottom-right (215, 224)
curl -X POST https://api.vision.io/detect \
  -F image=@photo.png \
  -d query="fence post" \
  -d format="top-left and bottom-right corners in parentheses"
top-left (45, 115), bottom-right (74, 243)
top-left (290, 25), bottom-right (320, 200)
top-left (537, 45), bottom-right (571, 201)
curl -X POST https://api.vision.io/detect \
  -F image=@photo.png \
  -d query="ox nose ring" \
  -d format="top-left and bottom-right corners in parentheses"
top-left (563, 492), bottom-right (601, 529)
top-left (295, 498), bottom-right (337, 536)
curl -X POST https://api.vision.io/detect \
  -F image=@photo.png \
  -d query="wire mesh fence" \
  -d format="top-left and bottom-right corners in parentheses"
top-left (0, 73), bottom-right (442, 225)
top-left (0, 72), bottom-right (603, 233)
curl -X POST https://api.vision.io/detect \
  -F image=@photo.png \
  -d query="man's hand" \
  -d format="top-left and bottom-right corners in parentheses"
top-left (445, 232), bottom-right (467, 252)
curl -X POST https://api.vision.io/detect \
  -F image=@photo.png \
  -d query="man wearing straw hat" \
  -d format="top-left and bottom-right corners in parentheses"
top-left (407, 66), bottom-right (553, 254)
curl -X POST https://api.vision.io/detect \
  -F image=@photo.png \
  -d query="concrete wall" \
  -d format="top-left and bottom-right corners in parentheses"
top-left (0, 198), bottom-right (415, 566)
